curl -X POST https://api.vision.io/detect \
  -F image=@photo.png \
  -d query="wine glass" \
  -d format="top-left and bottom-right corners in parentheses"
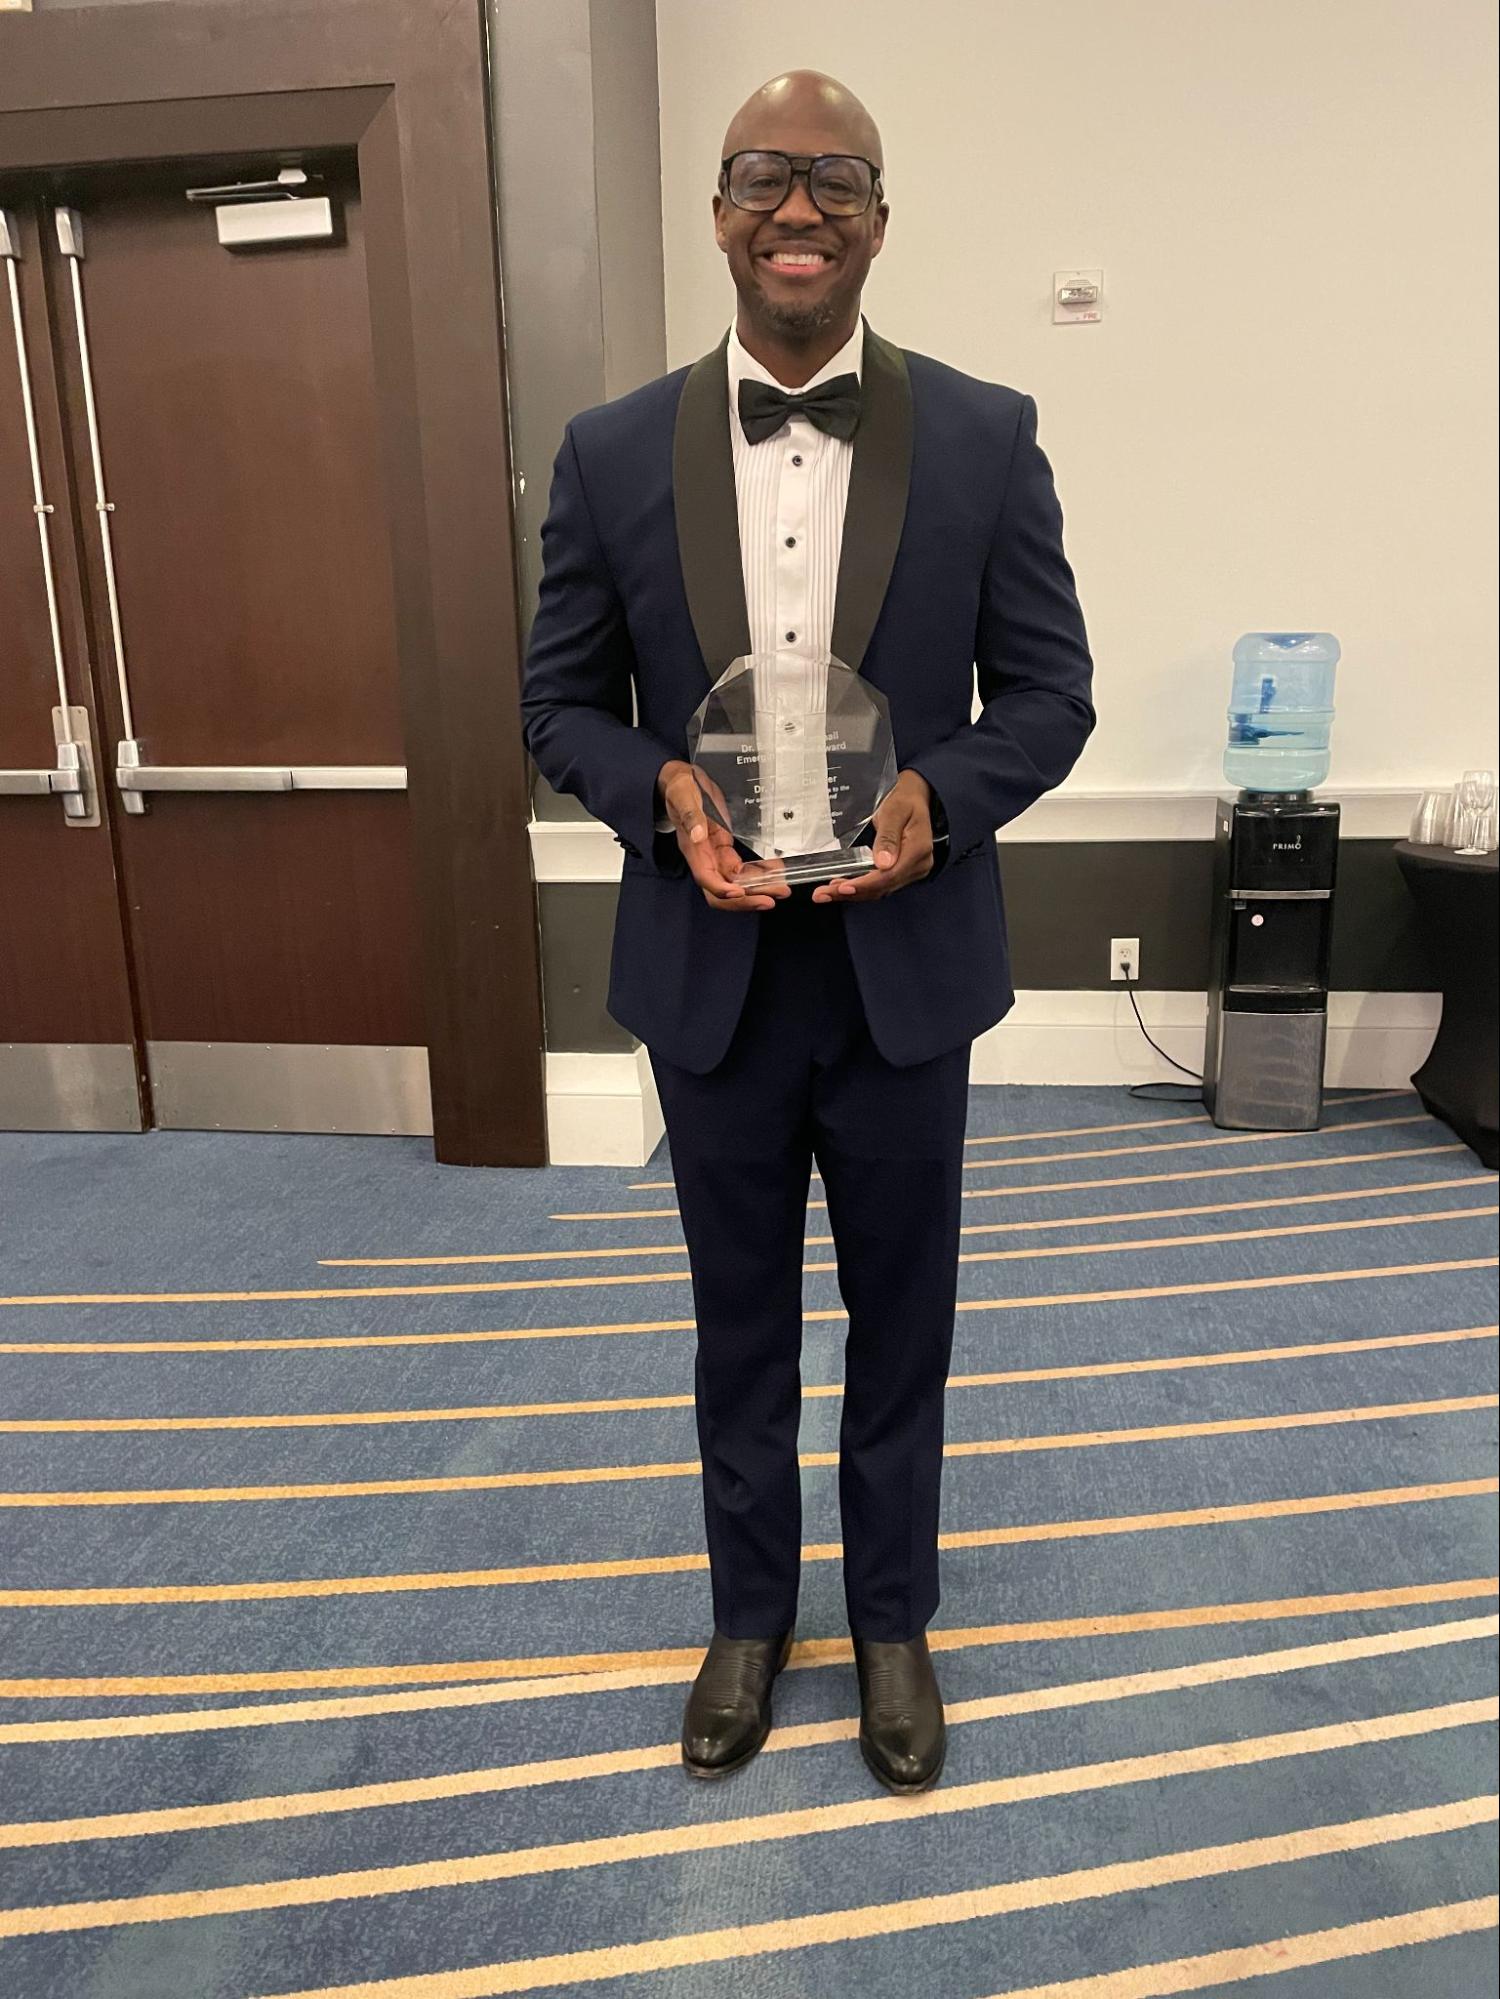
top-left (1455, 769), bottom-right (1497, 855)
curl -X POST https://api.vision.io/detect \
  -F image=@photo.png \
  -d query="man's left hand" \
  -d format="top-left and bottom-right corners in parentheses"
top-left (811, 770), bottom-right (936, 904)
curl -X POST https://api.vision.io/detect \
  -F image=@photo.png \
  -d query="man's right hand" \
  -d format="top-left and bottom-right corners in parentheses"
top-left (657, 760), bottom-right (789, 913)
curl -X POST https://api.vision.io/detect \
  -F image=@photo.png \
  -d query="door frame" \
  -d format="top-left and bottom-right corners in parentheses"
top-left (0, 0), bottom-right (547, 1168)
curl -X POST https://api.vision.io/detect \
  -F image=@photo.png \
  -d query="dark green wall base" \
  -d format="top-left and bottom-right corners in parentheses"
top-left (538, 840), bottom-right (1432, 1052)
top-left (538, 884), bottom-right (638, 1054)
top-left (998, 839), bottom-right (1431, 993)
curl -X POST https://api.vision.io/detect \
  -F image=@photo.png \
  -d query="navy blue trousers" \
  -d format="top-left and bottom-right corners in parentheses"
top-left (647, 891), bottom-right (971, 1643)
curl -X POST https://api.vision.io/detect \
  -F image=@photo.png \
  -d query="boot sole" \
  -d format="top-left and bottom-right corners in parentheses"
top-left (681, 1631), bottom-right (794, 1780)
top-left (858, 1729), bottom-right (947, 1795)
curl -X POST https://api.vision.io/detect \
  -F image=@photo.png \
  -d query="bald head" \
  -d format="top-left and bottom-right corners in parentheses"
top-left (713, 68), bottom-right (887, 366)
top-left (722, 70), bottom-right (883, 170)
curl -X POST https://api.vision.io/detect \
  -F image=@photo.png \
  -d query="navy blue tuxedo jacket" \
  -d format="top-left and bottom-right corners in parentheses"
top-left (521, 325), bottom-right (1095, 1074)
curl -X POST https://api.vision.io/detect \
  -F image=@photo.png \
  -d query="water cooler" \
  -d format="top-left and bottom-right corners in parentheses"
top-left (1203, 793), bottom-right (1340, 1131)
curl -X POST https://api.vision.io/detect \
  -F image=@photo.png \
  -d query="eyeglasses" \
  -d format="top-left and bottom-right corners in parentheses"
top-left (719, 150), bottom-right (883, 218)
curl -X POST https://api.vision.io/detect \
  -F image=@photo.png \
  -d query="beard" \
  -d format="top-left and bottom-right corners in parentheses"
top-left (757, 292), bottom-right (842, 339)
top-left (744, 263), bottom-right (854, 343)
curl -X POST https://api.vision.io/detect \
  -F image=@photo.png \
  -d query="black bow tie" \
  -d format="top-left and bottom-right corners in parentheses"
top-left (737, 373), bottom-right (862, 445)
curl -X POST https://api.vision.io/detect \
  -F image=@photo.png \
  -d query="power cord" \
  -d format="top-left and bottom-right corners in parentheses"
top-left (1118, 953), bottom-right (1204, 1103)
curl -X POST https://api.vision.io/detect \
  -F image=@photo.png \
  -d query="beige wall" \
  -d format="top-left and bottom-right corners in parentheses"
top-left (657, 0), bottom-right (1499, 795)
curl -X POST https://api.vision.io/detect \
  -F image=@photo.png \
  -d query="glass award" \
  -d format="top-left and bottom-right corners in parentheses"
top-left (685, 651), bottom-right (898, 889)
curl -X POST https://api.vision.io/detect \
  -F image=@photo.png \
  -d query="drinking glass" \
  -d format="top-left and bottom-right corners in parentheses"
top-left (1455, 769), bottom-right (1497, 856)
top-left (1410, 789), bottom-right (1455, 846)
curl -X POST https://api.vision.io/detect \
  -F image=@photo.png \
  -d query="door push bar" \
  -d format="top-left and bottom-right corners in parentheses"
top-left (113, 747), bottom-right (407, 797)
top-left (0, 762), bottom-right (82, 799)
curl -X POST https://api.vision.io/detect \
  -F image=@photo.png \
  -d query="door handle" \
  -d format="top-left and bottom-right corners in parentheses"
top-left (0, 712), bottom-right (100, 819)
top-left (1228, 889), bottom-right (1333, 902)
top-left (2, 212), bottom-right (99, 826)
top-left (114, 754), bottom-right (407, 795)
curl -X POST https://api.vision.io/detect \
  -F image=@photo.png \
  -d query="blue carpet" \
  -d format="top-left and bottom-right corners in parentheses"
top-left (0, 1086), bottom-right (1495, 1999)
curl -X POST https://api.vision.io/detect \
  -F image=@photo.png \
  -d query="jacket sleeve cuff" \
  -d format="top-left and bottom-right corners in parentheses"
top-left (593, 730), bottom-right (680, 869)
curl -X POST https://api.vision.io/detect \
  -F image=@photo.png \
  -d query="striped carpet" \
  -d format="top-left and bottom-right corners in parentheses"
top-left (0, 1084), bottom-right (1495, 1999)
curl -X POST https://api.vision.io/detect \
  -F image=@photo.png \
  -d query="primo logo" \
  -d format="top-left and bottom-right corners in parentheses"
top-left (1272, 838), bottom-right (1303, 851)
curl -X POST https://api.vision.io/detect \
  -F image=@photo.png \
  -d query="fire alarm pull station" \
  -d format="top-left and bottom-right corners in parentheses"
top-left (1053, 271), bottom-right (1103, 324)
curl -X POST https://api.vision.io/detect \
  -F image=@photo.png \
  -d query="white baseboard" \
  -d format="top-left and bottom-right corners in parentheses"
top-left (544, 1046), bottom-right (663, 1166)
top-left (542, 992), bottom-right (1440, 1162)
top-left (970, 990), bottom-right (1440, 1089)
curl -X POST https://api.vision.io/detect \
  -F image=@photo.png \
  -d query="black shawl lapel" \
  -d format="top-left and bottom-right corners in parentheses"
top-left (672, 333), bottom-right (751, 679)
top-left (831, 325), bottom-right (913, 672)
top-left (671, 322), bottom-right (914, 680)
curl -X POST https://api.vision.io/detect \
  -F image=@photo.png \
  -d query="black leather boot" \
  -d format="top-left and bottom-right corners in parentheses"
top-left (681, 1628), bottom-right (795, 1779)
top-left (853, 1631), bottom-right (946, 1793)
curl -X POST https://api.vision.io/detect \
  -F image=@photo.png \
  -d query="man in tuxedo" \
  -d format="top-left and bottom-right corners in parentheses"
top-left (521, 69), bottom-right (1094, 1793)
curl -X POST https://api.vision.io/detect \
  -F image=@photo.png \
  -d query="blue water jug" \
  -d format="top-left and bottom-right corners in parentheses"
top-left (1224, 632), bottom-right (1340, 793)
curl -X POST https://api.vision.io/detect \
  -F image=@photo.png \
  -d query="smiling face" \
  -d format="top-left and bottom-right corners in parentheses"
top-left (713, 72), bottom-right (887, 347)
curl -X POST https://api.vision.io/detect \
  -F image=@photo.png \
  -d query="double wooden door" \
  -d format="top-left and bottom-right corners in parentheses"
top-left (1, 158), bottom-right (427, 1134)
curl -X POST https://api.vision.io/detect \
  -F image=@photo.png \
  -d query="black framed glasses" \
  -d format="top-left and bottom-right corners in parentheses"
top-left (719, 150), bottom-right (883, 218)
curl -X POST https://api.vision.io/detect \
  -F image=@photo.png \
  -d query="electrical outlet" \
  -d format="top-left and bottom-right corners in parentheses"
top-left (1111, 937), bottom-right (1140, 982)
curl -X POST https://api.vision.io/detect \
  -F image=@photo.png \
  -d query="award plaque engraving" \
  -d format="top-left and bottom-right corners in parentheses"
top-left (685, 651), bottom-right (898, 889)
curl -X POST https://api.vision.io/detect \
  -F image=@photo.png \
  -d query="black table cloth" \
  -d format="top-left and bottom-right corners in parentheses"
top-left (1394, 840), bottom-right (1498, 1168)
